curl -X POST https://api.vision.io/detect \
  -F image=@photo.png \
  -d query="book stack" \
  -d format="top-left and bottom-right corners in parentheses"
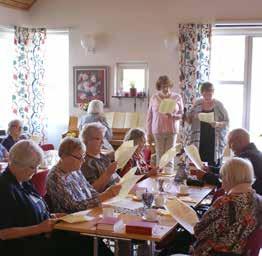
top-left (125, 221), bottom-right (157, 236)
top-left (96, 217), bottom-right (124, 232)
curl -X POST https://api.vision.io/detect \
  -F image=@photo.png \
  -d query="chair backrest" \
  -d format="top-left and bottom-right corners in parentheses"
top-left (245, 228), bottom-right (262, 256)
top-left (31, 169), bottom-right (49, 197)
top-left (40, 144), bottom-right (55, 151)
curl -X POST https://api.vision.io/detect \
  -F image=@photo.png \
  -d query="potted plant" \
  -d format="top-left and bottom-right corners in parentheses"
top-left (129, 81), bottom-right (137, 97)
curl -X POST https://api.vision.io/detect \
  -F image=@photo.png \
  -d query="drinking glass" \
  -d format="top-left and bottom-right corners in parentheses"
top-left (142, 192), bottom-right (154, 209)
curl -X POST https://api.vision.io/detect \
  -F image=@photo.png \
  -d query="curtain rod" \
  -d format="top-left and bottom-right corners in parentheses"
top-left (0, 25), bottom-right (70, 33)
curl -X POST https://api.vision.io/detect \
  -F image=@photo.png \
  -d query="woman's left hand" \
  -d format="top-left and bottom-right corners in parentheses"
top-left (210, 121), bottom-right (222, 128)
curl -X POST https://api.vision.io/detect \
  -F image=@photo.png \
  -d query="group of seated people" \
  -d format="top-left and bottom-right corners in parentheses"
top-left (0, 114), bottom-right (262, 255)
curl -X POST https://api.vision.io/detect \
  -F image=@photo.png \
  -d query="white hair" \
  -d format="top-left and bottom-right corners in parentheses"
top-left (80, 122), bottom-right (105, 145)
top-left (220, 157), bottom-right (254, 189)
top-left (7, 119), bottom-right (23, 134)
top-left (9, 140), bottom-right (44, 168)
top-left (87, 100), bottom-right (104, 114)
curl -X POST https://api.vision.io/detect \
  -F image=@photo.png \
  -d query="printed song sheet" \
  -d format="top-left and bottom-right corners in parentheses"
top-left (184, 144), bottom-right (203, 170)
top-left (166, 197), bottom-right (199, 234)
top-left (159, 144), bottom-right (182, 169)
top-left (59, 210), bottom-right (95, 224)
top-left (159, 99), bottom-right (177, 114)
top-left (198, 112), bottom-right (214, 124)
top-left (115, 140), bottom-right (138, 169)
top-left (118, 167), bottom-right (144, 198)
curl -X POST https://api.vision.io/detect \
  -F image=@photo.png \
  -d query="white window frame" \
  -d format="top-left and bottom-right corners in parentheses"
top-left (115, 62), bottom-right (149, 95)
top-left (211, 24), bottom-right (262, 130)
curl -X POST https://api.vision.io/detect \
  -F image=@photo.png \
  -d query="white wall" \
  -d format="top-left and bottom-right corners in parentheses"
top-left (0, 5), bottom-right (29, 25)
top-left (3, 0), bottom-right (262, 119)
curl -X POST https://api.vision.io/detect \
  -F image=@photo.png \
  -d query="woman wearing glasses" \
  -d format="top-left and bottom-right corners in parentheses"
top-left (46, 137), bottom-right (121, 214)
top-left (146, 75), bottom-right (183, 167)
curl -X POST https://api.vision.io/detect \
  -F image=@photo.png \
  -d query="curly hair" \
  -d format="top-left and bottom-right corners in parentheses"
top-left (156, 75), bottom-right (174, 91)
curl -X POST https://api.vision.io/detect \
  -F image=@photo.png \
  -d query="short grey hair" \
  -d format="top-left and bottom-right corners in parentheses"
top-left (80, 122), bottom-right (105, 145)
top-left (87, 100), bottom-right (104, 114)
top-left (58, 137), bottom-right (86, 157)
top-left (220, 157), bottom-right (254, 189)
top-left (9, 140), bottom-right (43, 168)
top-left (124, 128), bottom-right (146, 146)
top-left (8, 119), bottom-right (23, 134)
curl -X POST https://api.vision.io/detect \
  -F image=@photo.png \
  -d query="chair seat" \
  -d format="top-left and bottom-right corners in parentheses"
top-left (31, 169), bottom-right (49, 197)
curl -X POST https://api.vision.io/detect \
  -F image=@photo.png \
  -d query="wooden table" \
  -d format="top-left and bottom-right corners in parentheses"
top-left (55, 177), bottom-right (214, 256)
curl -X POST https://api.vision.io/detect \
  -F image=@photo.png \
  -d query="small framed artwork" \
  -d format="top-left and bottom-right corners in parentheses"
top-left (73, 66), bottom-right (109, 107)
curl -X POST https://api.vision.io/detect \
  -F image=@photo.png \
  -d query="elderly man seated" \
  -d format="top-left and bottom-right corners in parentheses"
top-left (193, 128), bottom-right (262, 195)
top-left (80, 122), bottom-right (120, 192)
top-left (1, 119), bottom-right (27, 152)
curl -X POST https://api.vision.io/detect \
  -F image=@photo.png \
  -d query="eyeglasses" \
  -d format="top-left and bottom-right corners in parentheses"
top-left (70, 154), bottom-right (85, 161)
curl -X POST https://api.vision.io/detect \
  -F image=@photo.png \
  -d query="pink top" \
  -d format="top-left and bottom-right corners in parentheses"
top-left (146, 92), bottom-right (183, 135)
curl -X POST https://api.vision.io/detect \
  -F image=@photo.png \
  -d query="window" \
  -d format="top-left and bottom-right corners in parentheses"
top-left (0, 29), bottom-right (69, 147)
top-left (115, 63), bottom-right (148, 96)
top-left (210, 26), bottom-right (262, 146)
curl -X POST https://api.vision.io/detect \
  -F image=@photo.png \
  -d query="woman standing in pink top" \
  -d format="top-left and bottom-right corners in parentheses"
top-left (146, 75), bottom-right (183, 167)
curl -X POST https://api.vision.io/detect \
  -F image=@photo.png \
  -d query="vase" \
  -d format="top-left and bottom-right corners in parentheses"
top-left (130, 88), bottom-right (137, 97)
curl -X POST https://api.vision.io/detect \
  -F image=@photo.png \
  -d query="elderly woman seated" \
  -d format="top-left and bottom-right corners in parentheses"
top-left (160, 157), bottom-right (262, 256)
top-left (0, 140), bottom-right (59, 256)
top-left (79, 100), bottom-right (113, 150)
top-left (81, 122), bottom-right (120, 192)
top-left (1, 119), bottom-right (27, 151)
top-left (119, 128), bottom-right (159, 177)
top-left (46, 137), bottom-right (121, 213)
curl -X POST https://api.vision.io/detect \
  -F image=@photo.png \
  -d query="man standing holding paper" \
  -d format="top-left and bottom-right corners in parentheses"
top-left (147, 75), bottom-right (183, 168)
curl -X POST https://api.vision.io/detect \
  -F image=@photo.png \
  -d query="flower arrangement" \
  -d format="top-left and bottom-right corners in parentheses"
top-left (78, 102), bottom-right (89, 112)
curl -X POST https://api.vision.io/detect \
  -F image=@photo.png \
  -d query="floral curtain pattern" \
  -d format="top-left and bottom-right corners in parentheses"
top-left (12, 26), bottom-right (47, 142)
top-left (178, 23), bottom-right (211, 145)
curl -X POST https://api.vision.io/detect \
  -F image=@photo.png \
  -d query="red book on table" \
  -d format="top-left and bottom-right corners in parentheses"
top-left (96, 217), bottom-right (123, 232)
top-left (125, 221), bottom-right (156, 235)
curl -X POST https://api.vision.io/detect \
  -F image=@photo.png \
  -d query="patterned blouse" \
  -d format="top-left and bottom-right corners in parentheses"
top-left (46, 165), bottom-right (100, 213)
top-left (120, 151), bottom-right (152, 177)
top-left (81, 153), bottom-right (120, 191)
top-left (193, 192), bottom-right (262, 255)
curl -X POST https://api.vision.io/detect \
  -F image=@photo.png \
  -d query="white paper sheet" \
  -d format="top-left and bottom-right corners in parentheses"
top-left (166, 197), bottom-right (199, 234)
top-left (159, 99), bottom-right (177, 114)
top-left (184, 144), bottom-right (203, 170)
top-left (159, 144), bottom-right (181, 169)
top-left (119, 166), bottom-right (137, 184)
top-left (59, 213), bottom-right (95, 223)
top-left (118, 167), bottom-right (144, 198)
top-left (198, 112), bottom-right (214, 124)
top-left (115, 140), bottom-right (138, 169)
top-left (104, 197), bottom-right (144, 210)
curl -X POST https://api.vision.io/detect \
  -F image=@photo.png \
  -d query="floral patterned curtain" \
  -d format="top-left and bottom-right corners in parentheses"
top-left (178, 23), bottom-right (211, 145)
top-left (12, 26), bottom-right (47, 142)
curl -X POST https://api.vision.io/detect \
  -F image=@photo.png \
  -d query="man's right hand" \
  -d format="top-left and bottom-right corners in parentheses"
top-left (38, 218), bottom-right (58, 233)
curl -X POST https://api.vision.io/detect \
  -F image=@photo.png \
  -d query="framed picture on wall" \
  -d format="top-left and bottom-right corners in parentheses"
top-left (73, 66), bottom-right (109, 107)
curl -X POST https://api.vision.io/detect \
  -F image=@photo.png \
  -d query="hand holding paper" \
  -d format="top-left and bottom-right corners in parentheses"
top-left (166, 197), bottom-right (199, 234)
top-left (198, 112), bottom-right (214, 124)
top-left (184, 144), bottom-right (203, 170)
top-left (159, 99), bottom-right (177, 114)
